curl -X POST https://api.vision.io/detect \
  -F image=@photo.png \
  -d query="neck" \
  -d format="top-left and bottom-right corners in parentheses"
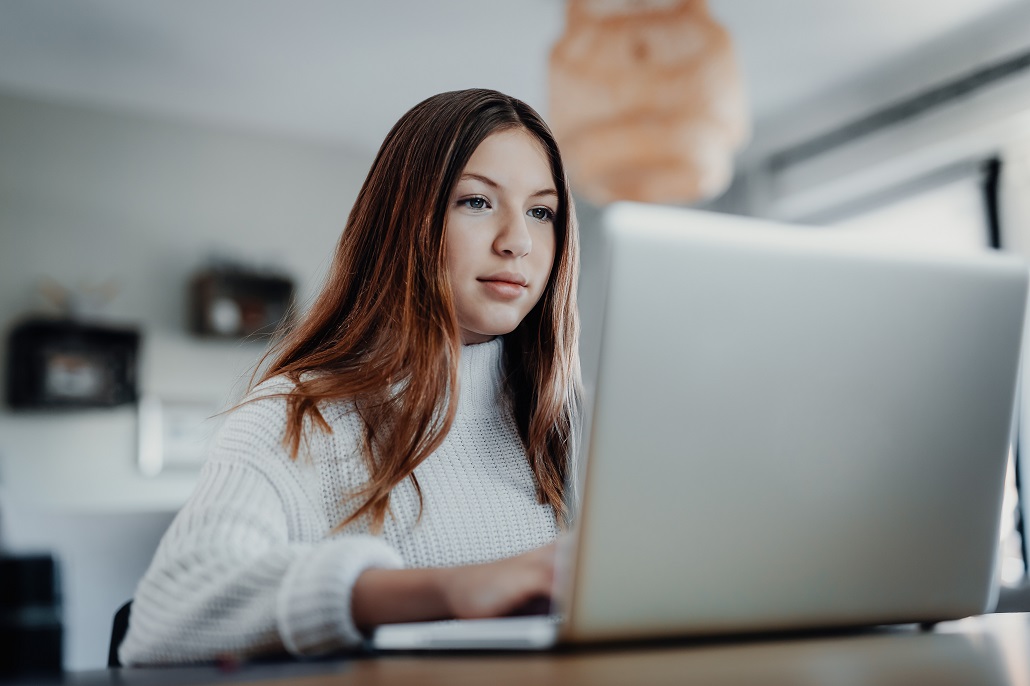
top-left (460, 331), bottom-right (497, 345)
top-left (457, 337), bottom-right (505, 415)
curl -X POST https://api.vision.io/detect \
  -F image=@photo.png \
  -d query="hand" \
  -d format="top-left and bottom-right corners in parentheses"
top-left (351, 541), bottom-right (559, 632)
top-left (438, 542), bottom-right (557, 619)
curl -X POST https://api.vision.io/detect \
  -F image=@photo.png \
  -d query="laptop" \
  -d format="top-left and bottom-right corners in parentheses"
top-left (372, 202), bottom-right (1029, 651)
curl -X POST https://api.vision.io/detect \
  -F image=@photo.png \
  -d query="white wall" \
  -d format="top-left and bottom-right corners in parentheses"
top-left (0, 91), bottom-right (373, 668)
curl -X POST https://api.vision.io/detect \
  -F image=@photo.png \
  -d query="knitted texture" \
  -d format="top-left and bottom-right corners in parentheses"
top-left (120, 338), bottom-right (559, 665)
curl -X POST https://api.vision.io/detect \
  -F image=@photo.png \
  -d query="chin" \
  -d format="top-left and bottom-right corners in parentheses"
top-left (477, 326), bottom-right (519, 339)
top-left (465, 318), bottom-right (522, 341)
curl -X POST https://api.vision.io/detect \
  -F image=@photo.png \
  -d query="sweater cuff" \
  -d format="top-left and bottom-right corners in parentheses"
top-left (276, 535), bottom-right (403, 656)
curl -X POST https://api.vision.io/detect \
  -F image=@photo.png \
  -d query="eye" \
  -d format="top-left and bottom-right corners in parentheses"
top-left (460, 196), bottom-right (490, 211)
top-left (528, 207), bottom-right (555, 222)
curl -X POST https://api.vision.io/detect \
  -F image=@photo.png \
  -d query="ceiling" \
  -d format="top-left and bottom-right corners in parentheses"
top-left (0, 0), bottom-right (1023, 154)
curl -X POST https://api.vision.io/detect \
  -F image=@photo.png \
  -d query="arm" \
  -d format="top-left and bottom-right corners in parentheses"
top-left (123, 452), bottom-right (554, 664)
top-left (122, 385), bottom-right (557, 663)
top-left (120, 393), bottom-right (404, 665)
top-left (120, 456), bottom-right (404, 665)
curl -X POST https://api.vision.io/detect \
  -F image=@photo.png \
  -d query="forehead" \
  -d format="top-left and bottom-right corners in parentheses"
top-left (459, 129), bottom-right (555, 190)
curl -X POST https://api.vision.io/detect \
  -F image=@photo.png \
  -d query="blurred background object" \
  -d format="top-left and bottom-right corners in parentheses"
top-left (37, 278), bottom-right (119, 321)
top-left (549, 0), bottom-right (750, 204)
top-left (188, 262), bottom-right (295, 339)
top-left (6, 319), bottom-right (139, 410)
top-left (0, 554), bottom-right (63, 678)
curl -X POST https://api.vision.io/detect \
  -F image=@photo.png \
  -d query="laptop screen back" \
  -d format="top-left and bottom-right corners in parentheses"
top-left (564, 203), bottom-right (1028, 641)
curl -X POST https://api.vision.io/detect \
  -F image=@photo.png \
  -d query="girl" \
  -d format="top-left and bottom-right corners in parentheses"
top-left (120, 88), bottom-right (581, 664)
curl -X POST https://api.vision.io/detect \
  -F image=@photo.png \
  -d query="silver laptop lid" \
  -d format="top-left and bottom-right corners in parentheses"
top-left (563, 203), bottom-right (1028, 642)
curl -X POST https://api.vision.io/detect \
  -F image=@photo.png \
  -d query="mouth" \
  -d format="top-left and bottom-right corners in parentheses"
top-left (478, 272), bottom-right (528, 300)
top-left (478, 272), bottom-right (528, 287)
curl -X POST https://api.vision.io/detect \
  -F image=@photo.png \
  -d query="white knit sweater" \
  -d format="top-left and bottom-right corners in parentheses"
top-left (120, 338), bottom-right (559, 665)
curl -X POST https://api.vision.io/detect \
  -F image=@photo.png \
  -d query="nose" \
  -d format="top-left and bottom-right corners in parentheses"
top-left (493, 209), bottom-right (532, 257)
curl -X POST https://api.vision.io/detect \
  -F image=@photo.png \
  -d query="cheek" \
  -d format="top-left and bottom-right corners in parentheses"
top-left (444, 223), bottom-right (472, 280)
top-left (529, 235), bottom-right (558, 305)
top-left (539, 232), bottom-right (558, 277)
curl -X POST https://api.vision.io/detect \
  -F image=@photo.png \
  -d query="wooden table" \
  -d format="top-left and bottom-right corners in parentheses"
top-left (25, 612), bottom-right (1030, 686)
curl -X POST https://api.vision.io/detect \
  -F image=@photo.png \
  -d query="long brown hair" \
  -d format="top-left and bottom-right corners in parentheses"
top-left (254, 89), bottom-right (581, 532)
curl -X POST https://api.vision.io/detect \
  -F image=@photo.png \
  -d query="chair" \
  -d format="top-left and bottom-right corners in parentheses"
top-left (107, 600), bottom-right (133, 668)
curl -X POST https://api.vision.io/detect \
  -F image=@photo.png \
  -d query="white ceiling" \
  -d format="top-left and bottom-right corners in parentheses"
top-left (0, 0), bottom-right (1023, 153)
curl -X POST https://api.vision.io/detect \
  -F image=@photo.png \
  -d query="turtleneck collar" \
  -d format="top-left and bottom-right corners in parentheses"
top-left (457, 337), bottom-right (506, 415)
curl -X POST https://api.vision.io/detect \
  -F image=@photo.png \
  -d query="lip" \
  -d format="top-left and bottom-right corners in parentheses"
top-left (479, 272), bottom-right (528, 287)
top-left (478, 272), bottom-right (528, 300)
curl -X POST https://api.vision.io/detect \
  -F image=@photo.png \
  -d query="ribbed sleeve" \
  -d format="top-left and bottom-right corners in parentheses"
top-left (277, 535), bottom-right (402, 655)
top-left (121, 338), bottom-right (560, 665)
top-left (119, 415), bottom-right (403, 664)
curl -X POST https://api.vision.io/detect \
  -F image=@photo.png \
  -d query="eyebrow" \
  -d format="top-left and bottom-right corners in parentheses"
top-left (459, 173), bottom-right (558, 199)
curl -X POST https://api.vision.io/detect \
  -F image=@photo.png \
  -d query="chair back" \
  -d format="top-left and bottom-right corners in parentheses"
top-left (107, 600), bottom-right (132, 668)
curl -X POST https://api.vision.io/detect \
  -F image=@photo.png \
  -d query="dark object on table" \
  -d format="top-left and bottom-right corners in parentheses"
top-left (189, 268), bottom-right (295, 339)
top-left (5, 318), bottom-right (140, 409)
top-left (0, 554), bottom-right (63, 676)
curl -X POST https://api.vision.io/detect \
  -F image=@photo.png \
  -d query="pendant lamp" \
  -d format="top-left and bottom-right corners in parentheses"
top-left (549, 0), bottom-right (750, 205)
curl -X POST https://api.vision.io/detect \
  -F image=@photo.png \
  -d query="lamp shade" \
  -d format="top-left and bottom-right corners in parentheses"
top-left (549, 0), bottom-right (750, 205)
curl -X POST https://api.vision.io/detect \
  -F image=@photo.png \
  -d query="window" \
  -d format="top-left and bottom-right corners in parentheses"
top-left (830, 176), bottom-right (990, 254)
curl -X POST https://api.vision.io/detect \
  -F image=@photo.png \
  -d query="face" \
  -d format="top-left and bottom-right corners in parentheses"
top-left (445, 128), bottom-right (559, 344)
